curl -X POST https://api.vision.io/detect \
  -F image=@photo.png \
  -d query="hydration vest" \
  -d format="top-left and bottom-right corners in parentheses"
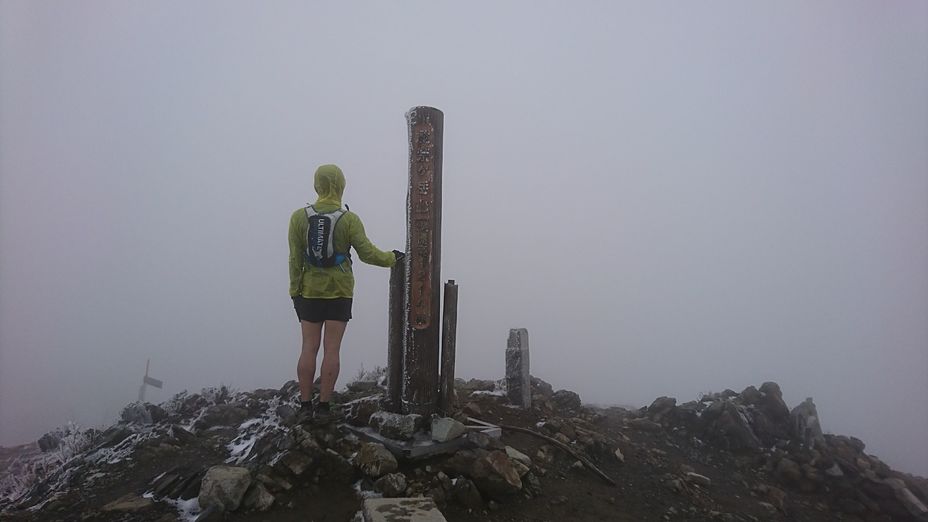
top-left (304, 205), bottom-right (350, 268)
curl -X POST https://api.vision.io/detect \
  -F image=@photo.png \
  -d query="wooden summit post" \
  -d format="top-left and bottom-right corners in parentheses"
top-left (385, 260), bottom-right (406, 412)
top-left (402, 106), bottom-right (444, 416)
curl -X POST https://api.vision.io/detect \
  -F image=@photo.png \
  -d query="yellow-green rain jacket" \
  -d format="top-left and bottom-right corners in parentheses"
top-left (288, 164), bottom-right (396, 298)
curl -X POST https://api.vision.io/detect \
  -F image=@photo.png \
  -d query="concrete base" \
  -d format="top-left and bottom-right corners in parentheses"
top-left (342, 418), bottom-right (500, 460)
top-left (362, 498), bottom-right (447, 522)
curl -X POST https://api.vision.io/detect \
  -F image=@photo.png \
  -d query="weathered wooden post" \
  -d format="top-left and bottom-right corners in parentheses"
top-left (385, 260), bottom-right (406, 412)
top-left (439, 280), bottom-right (459, 414)
top-left (402, 106), bottom-right (444, 416)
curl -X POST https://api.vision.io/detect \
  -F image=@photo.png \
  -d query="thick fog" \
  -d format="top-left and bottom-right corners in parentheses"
top-left (1, 2), bottom-right (926, 475)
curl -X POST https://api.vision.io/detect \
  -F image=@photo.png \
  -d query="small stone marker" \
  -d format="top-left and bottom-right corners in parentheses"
top-left (506, 328), bottom-right (531, 408)
top-left (362, 497), bottom-right (447, 522)
top-left (431, 417), bottom-right (466, 442)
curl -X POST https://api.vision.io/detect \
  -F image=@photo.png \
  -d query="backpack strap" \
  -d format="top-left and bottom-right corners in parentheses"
top-left (328, 208), bottom-right (352, 270)
top-left (303, 206), bottom-right (351, 269)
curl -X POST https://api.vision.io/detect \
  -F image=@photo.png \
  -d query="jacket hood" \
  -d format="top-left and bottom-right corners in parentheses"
top-left (313, 164), bottom-right (345, 207)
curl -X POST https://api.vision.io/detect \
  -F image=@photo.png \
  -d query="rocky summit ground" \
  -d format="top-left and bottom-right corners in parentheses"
top-left (1, 374), bottom-right (926, 522)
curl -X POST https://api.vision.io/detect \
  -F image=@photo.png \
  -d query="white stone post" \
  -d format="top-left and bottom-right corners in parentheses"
top-left (506, 328), bottom-right (531, 408)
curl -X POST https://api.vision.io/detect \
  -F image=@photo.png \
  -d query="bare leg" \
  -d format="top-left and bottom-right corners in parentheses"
top-left (297, 320), bottom-right (323, 402)
top-left (319, 320), bottom-right (347, 403)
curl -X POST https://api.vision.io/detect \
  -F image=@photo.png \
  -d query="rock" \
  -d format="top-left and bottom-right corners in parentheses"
top-left (347, 380), bottom-right (379, 393)
top-left (740, 386), bottom-right (763, 404)
top-left (757, 382), bottom-right (782, 397)
top-left (195, 504), bottom-right (225, 522)
top-left (627, 418), bottom-right (662, 432)
top-left (434, 471), bottom-right (453, 493)
top-left (97, 426), bottom-right (133, 448)
top-left (504, 446), bottom-right (532, 468)
top-left (374, 473), bottom-right (408, 497)
top-left (37, 432), bottom-right (62, 452)
top-left (802, 462), bottom-right (823, 484)
top-left (278, 450), bottom-right (314, 476)
top-left (279, 380), bottom-right (300, 398)
top-left (884, 478), bottom-right (928, 519)
top-left (523, 472), bottom-right (542, 497)
top-left (685, 472), bottom-right (711, 487)
top-left (176, 470), bottom-right (206, 500)
top-left (776, 458), bottom-right (802, 483)
top-left (511, 460), bottom-right (530, 478)
top-left (120, 403), bottom-right (153, 425)
top-left (152, 472), bottom-right (181, 498)
top-left (536, 445), bottom-right (555, 466)
top-left (790, 398), bottom-right (825, 448)
top-left (431, 417), bottom-right (467, 442)
top-left (836, 497), bottom-right (867, 514)
top-left (198, 465), bottom-right (252, 512)
top-left (470, 450), bottom-right (523, 497)
top-left (753, 484), bottom-right (787, 512)
top-left (701, 400), bottom-right (761, 450)
top-left (455, 378), bottom-right (497, 393)
top-left (193, 404), bottom-right (250, 431)
top-left (356, 442), bottom-right (398, 478)
top-left (369, 411), bottom-right (423, 441)
top-left (530, 376), bottom-right (554, 399)
top-left (558, 422), bottom-right (577, 440)
top-left (291, 426), bottom-right (322, 453)
top-left (255, 470), bottom-right (292, 493)
top-left (169, 424), bottom-right (197, 445)
top-left (319, 448), bottom-right (357, 483)
top-left (647, 396), bottom-right (677, 423)
top-left (614, 448), bottom-right (625, 463)
top-left (345, 396), bottom-right (382, 427)
top-left (242, 482), bottom-right (275, 511)
top-left (451, 477), bottom-right (484, 509)
top-left (275, 404), bottom-right (296, 424)
top-left (551, 390), bottom-right (581, 411)
top-left (146, 404), bottom-right (168, 423)
top-left (442, 449), bottom-right (482, 478)
top-left (102, 494), bottom-right (153, 512)
top-left (465, 431), bottom-right (504, 451)
top-left (362, 498), bottom-right (447, 522)
top-left (427, 486), bottom-right (448, 509)
top-left (757, 382), bottom-right (790, 423)
top-left (824, 463), bottom-right (844, 477)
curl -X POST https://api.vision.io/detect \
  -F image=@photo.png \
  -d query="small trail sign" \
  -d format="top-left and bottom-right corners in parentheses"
top-left (138, 359), bottom-right (163, 402)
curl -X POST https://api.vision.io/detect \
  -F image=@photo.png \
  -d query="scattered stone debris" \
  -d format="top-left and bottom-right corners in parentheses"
top-left (1, 375), bottom-right (926, 522)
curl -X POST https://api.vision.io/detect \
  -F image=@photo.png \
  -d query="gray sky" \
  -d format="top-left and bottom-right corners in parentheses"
top-left (1, 2), bottom-right (926, 475)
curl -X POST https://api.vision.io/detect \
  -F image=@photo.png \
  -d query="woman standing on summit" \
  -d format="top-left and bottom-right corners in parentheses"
top-left (288, 164), bottom-right (403, 423)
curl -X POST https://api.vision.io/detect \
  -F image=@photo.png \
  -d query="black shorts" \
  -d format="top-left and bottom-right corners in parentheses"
top-left (292, 297), bottom-right (352, 323)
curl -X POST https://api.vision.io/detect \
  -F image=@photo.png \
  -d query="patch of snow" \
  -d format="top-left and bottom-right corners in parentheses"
top-left (85, 429), bottom-right (159, 466)
top-left (352, 479), bottom-right (382, 499)
top-left (160, 496), bottom-right (201, 522)
top-left (226, 434), bottom-right (258, 464)
top-left (238, 418), bottom-right (263, 430)
top-left (149, 471), bottom-right (167, 485)
top-left (225, 397), bottom-right (286, 464)
top-left (472, 390), bottom-right (505, 397)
